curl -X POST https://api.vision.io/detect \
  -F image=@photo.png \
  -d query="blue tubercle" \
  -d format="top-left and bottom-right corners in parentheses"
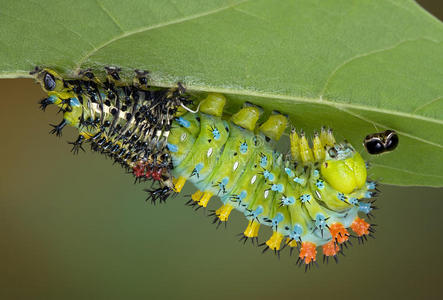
top-left (290, 224), bottom-right (303, 241)
top-left (211, 127), bottom-right (221, 140)
top-left (337, 192), bottom-right (347, 202)
top-left (293, 177), bottom-right (305, 185)
top-left (239, 190), bottom-right (247, 201)
top-left (349, 197), bottom-right (359, 205)
top-left (248, 205), bottom-right (264, 219)
top-left (300, 194), bottom-right (311, 203)
top-left (272, 213), bottom-right (284, 228)
top-left (177, 117), bottom-right (190, 128)
top-left (358, 202), bottom-right (372, 214)
top-left (69, 97), bottom-right (81, 106)
top-left (240, 142), bottom-right (248, 154)
top-left (271, 184), bottom-right (284, 192)
top-left (191, 163), bottom-right (204, 178)
top-left (315, 179), bottom-right (325, 189)
top-left (285, 168), bottom-right (295, 177)
top-left (260, 155), bottom-right (268, 167)
top-left (263, 170), bottom-right (275, 181)
top-left (366, 181), bottom-right (377, 190)
top-left (219, 177), bottom-right (229, 193)
top-left (364, 191), bottom-right (374, 198)
top-left (315, 213), bottom-right (327, 230)
top-left (167, 143), bottom-right (178, 153)
top-left (281, 196), bottom-right (295, 205)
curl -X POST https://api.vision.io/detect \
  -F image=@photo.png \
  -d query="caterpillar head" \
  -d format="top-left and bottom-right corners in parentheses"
top-left (320, 142), bottom-right (367, 194)
top-left (32, 67), bottom-right (66, 93)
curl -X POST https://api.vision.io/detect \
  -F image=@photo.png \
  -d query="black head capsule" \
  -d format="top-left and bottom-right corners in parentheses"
top-left (364, 130), bottom-right (399, 155)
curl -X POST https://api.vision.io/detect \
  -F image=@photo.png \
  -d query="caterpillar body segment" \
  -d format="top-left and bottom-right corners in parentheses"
top-left (168, 94), bottom-right (375, 265)
top-left (33, 67), bottom-right (378, 268)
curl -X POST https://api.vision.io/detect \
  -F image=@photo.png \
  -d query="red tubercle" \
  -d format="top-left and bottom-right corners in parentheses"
top-left (350, 217), bottom-right (370, 236)
top-left (133, 164), bottom-right (145, 177)
top-left (329, 223), bottom-right (349, 244)
top-left (299, 242), bottom-right (317, 264)
top-left (152, 168), bottom-right (163, 181)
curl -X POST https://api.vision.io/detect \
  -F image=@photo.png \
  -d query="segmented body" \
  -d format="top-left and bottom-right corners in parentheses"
top-left (33, 68), bottom-right (377, 268)
top-left (167, 95), bottom-right (376, 265)
top-left (34, 67), bottom-right (187, 192)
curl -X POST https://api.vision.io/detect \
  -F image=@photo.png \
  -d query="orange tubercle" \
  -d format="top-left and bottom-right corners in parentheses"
top-left (329, 222), bottom-right (349, 243)
top-left (350, 217), bottom-right (370, 236)
top-left (299, 242), bottom-right (317, 264)
top-left (322, 240), bottom-right (339, 257)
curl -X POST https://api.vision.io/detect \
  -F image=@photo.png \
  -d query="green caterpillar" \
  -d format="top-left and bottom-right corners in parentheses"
top-left (33, 67), bottom-right (377, 269)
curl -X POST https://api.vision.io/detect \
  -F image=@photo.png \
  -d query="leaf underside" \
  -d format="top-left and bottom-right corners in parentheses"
top-left (1, 0), bottom-right (442, 186)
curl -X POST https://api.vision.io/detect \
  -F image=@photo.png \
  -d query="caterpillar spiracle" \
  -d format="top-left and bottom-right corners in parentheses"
top-left (32, 67), bottom-right (378, 269)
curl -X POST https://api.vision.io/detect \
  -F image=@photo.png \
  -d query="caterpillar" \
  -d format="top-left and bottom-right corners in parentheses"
top-left (32, 67), bottom-right (378, 270)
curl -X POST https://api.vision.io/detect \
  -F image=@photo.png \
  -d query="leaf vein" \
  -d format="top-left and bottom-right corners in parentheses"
top-left (73, 0), bottom-right (251, 72)
top-left (95, 0), bottom-right (125, 33)
top-left (371, 163), bottom-right (443, 179)
top-left (319, 38), bottom-right (440, 97)
top-left (412, 97), bottom-right (443, 113)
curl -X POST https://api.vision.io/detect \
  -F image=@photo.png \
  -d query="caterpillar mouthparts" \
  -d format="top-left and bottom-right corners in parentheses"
top-left (33, 66), bottom-right (379, 270)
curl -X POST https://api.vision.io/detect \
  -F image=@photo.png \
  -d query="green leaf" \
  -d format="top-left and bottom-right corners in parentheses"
top-left (1, 0), bottom-right (442, 186)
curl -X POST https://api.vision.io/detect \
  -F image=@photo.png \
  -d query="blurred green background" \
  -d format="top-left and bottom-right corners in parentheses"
top-left (1, 2), bottom-right (443, 299)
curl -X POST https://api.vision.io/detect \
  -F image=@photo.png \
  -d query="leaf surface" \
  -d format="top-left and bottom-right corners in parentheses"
top-left (1, 0), bottom-right (442, 186)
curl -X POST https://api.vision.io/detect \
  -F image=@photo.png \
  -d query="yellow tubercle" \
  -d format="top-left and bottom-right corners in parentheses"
top-left (285, 238), bottom-right (298, 248)
top-left (265, 231), bottom-right (284, 251)
top-left (191, 190), bottom-right (203, 202)
top-left (80, 132), bottom-right (94, 139)
top-left (231, 106), bottom-right (261, 131)
top-left (320, 127), bottom-right (336, 146)
top-left (290, 129), bottom-right (301, 161)
top-left (312, 133), bottom-right (325, 161)
top-left (198, 191), bottom-right (213, 207)
top-left (173, 176), bottom-right (186, 193)
top-left (259, 113), bottom-right (288, 141)
top-left (299, 133), bottom-right (314, 163)
top-left (215, 204), bottom-right (234, 221)
top-left (244, 220), bottom-right (260, 238)
top-left (199, 93), bottom-right (226, 117)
